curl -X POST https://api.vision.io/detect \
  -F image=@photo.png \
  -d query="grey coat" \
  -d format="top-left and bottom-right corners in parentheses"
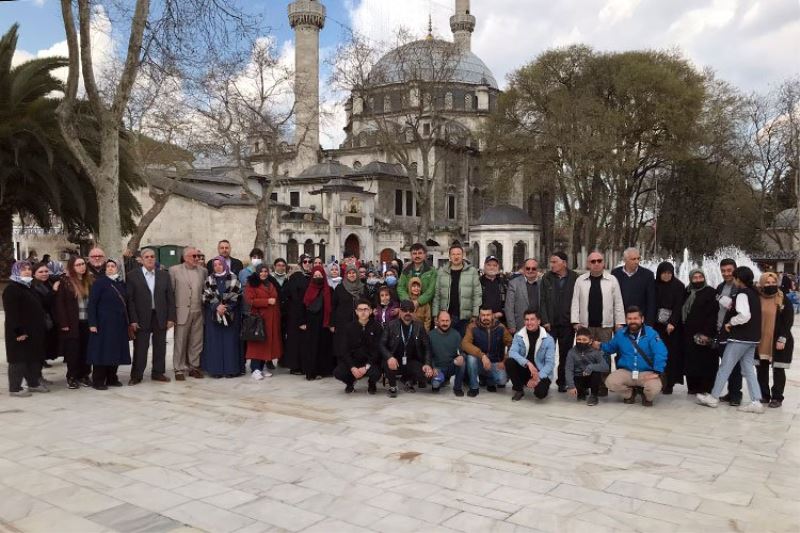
top-left (564, 346), bottom-right (609, 389)
top-left (504, 275), bottom-right (542, 331)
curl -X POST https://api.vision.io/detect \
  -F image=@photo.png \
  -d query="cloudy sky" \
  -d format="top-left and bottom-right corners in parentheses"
top-left (3, 0), bottom-right (799, 148)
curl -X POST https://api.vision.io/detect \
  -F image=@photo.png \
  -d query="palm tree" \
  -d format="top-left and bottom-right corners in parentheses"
top-left (0, 24), bottom-right (143, 277)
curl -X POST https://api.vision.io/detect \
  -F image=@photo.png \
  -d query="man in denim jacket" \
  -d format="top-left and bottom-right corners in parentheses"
top-left (506, 309), bottom-right (556, 401)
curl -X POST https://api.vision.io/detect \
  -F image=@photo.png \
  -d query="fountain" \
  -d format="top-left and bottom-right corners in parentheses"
top-left (639, 247), bottom-right (763, 287)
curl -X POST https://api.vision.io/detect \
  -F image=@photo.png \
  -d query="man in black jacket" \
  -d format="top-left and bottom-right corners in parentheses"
top-left (334, 299), bottom-right (383, 394)
top-left (206, 239), bottom-right (244, 276)
top-left (380, 300), bottom-right (435, 397)
top-left (127, 248), bottom-right (176, 384)
top-left (611, 247), bottom-right (656, 325)
top-left (716, 258), bottom-right (742, 406)
top-left (540, 251), bottom-right (579, 392)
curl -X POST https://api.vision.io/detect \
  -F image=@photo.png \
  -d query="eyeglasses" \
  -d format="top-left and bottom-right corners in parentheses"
top-left (356, 307), bottom-right (371, 312)
top-left (524, 267), bottom-right (537, 271)
top-left (589, 259), bottom-right (603, 264)
top-left (191, 254), bottom-right (201, 258)
top-left (302, 259), bottom-right (311, 264)
top-left (89, 255), bottom-right (104, 259)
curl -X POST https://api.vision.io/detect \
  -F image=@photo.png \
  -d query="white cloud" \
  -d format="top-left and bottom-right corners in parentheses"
top-left (598, 0), bottom-right (641, 25)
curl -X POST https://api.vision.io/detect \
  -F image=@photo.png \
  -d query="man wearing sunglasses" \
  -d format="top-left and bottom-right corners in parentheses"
top-left (169, 247), bottom-right (208, 381)
top-left (571, 252), bottom-right (625, 344)
top-left (505, 258), bottom-right (542, 334)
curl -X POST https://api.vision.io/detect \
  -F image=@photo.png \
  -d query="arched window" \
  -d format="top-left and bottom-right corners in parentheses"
top-left (318, 240), bottom-right (327, 262)
top-left (513, 241), bottom-right (526, 272)
top-left (303, 239), bottom-right (314, 256)
top-left (465, 93), bottom-right (473, 109)
top-left (487, 241), bottom-right (503, 266)
top-left (383, 94), bottom-right (391, 113)
top-left (287, 239), bottom-right (299, 264)
top-left (444, 92), bottom-right (453, 110)
top-left (471, 242), bottom-right (480, 266)
top-left (353, 160), bottom-right (362, 170)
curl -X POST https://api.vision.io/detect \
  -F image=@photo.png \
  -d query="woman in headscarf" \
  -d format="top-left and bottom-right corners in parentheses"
top-left (331, 264), bottom-right (366, 367)
top-left (301, 264), bottom-right (333, 380)
top-left (682, 269), bottom-right (719, 394)
top-left (86, 259), bottom-right (131, 390)
top-left (756, 272), bottom-right (794, 408)
top-left (31, 262), bottom-right (60, 372)
top-left (654, 261), bottom-right (685, 394)
top-left (245, 264), bottom-right (282, 380)
top-left (202, 256), bottom-right (242, 378)
top-left (55, 256), bottom-right (93, 389)
top-left (3, 261), bottom-right (49, 396)
top-left (282, 254), bottom-right (313, 375)
top-left (327, 263), bottom-right (342, 290)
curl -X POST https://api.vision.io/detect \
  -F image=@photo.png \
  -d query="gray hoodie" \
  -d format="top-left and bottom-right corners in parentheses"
top-left (565, 346), bottom-right (609, 389)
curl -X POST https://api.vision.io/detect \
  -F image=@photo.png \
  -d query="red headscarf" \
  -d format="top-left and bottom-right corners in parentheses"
top-left (303, 265), bottom-right (332, 327)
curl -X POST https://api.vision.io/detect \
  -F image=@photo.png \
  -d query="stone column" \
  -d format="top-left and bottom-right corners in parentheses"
top-left (288, 0), bottom-right (325, 171)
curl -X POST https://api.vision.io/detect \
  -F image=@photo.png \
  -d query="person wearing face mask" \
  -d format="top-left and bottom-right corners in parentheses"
top-left (364, 270), bottom-right (382, 302)
top-left (564, 328), bottom-right (608, 406)
top-left (282, 254), bottom-right (313, 375)
top-left (301, 265), bottom-right (333, 380)
top-left (681, 269), bottom-right (720, 395)
top-left (4, 261), bottom-right (49, 396)
top-left (383, 267), bottom-right (400, 298)
top-left (238, 248), bottom-right (265, 288)
top-left (86, 259), bottom-right (132, 390)
top-left (755, 272), bottom-right (794, 408)
top-left (202, 257), bottom-right (243, 378)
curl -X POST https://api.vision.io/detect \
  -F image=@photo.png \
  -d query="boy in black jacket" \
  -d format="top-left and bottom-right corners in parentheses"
top-left (565, 328), bottom-right (609, 406)
top-left (333, 299), bottom-right (383, 394)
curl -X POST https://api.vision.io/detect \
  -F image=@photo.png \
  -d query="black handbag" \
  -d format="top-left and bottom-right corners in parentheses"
top-left (240, 313), bottom-right (266, 342)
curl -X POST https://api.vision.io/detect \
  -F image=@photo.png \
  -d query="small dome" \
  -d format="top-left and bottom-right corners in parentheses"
top-left (370, 38), bottom-right (498, 89)
top-left (475, 204), bottom-right (535, 226)
top-left (297, 160), bottom-right (353, 179)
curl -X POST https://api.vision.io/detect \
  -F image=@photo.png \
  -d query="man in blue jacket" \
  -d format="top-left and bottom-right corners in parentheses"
top-left (506, 309), bottom-right (556, 401)
top-left (595, 306), bottom-right (667, 406)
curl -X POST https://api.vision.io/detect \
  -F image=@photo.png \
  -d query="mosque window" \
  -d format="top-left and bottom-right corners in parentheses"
top-left (465, 93), bottom-right (473, 109)
top-left (383, 95), bottom-right (392, 113)
top-left (353, 160), bottom-right (362, 170)
top-left (290, 191), bottom-right (300, 207)
top-left (444, 92), bottom-right (453, 110)
top-left (395, 190), bottom-right (403, 215)
top-left (406, 190), bottom-right (414, 216)
top-left (447, 195), bottom-right (456, 219)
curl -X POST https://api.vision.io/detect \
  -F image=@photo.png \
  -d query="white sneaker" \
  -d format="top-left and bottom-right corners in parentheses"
top-left (696, 393), bottom-right (719, 408)
top-left (252, 369), bottom-right (264, 381)
top-left (738, 401), bottom-right (765, 414)
top-left (262, 370), bottom-right (273, 378)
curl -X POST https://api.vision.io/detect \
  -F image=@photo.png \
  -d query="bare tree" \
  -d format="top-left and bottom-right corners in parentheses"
top-left (331, 29), bottom-right (466, 241)
top-left (56, 0), bottom-right (258, 260)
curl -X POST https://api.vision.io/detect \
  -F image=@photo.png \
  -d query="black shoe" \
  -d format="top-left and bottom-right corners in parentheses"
top-left (467, 389), bottom-right (479, 398)
top-left (454, 389), bottom-right (464, 397)
top-left (80, 377), bottom-right (92, 388)
top-left (512, 391), bottom-right (524, 401)
top-left (345, 384), bottom-right (355, 394)
top-left (431, 386), bottom-right (440, 393)
top-left (586, 395), bottom-right (599, 406)
top-left (642, 398), bottom-right (654, 407)
top-left (598, 386), bottom-right (609, 397)
top-left (67, 379), bottom-right (80, 390)
top-left (368, 382), bottom-right (377, 395)
top-left (108, 380), bottom-right (124, 387)
top-left (729, 398), bottom-right (742, 407)
top-left (759, 398), bottom-right (770, 404)
top-left (403, 382), bottom-right (416, 393)
top-left (558, 385), bottom-right (568, 393)
top-left (623, 395), bottom-right (636, 404)
top-left (768, 399), bottom-right (782, 408)
top-left (719, 394), bottom-right (730, 402)
top-left (577, 393), bottom-right (587, 401)
top-left (662, 387), bottom-right (673, 395)
top-left (486, 385), bottom-right (497, 393)
top-left (266, 361), bottom-right (276, 370)
top-left (388, 387), bottom-right (397, 398)
top-left (93, 384), bottom-right (108, 391)
top-left (290, 369), bottom-right (304, 376)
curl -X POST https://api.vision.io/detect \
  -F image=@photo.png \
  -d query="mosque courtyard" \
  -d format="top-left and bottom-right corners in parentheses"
top-left (0, 327), bottom-right (798, 533)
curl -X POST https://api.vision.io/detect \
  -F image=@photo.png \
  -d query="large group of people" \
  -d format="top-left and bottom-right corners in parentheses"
top-left (4, 241), bottom-right (794, 415)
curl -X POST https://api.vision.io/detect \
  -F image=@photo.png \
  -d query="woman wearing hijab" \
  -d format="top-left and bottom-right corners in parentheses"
top-left (86, 259), bottom-right (131, 390)
top-left (4, 261), bottom-right (49, 396)
top-left (756, 272), bottom-right (794, 408)
top-left (331, 265), bottom-right (366, 366)
top-left (202, 256), bottom-right (243, 378)
top-left (245, 264), bottom-right (282, 380)
top-left (327, 263), bottom-right (342, 290)
top-left (301, 265), bottom-right (333, 380)
top-left (682, 269), bottom-right (719, 394)
top-left (654, 261), bottom-right (685, 394)
top-left (283, 254), bottom-right (313, 375)
top-left (55, 256), bottom-right (94, 389)
top-left (31, 262), bottom-right (60, 371)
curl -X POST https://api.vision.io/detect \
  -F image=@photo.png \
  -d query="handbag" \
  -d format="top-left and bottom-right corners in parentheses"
top-left (241, 313), bottom-right (266, 342)
top-left (656, 308), bottom-right (672, 325)
top-left (109, 283), bottom-right (137, 341)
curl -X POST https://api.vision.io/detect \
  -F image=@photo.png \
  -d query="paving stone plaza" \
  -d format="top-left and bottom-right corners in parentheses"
top-left (1, 326), bottom-right (799, 533)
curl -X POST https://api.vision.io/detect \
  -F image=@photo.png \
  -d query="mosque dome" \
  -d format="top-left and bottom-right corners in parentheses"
top-left (369, 38), bottom-right (498, 89)
top-left (475, 204), bottom-right (535, 226)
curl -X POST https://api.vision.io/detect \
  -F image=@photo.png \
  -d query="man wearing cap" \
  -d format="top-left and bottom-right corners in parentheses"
top-left (541, 251), bottom-right (579, 392)
top-left (505, 258), bottom-right (542, 334)
top-left (380, 300), bottom-right (435, 398)
top-left (480, 255), bottom-right (507, 325)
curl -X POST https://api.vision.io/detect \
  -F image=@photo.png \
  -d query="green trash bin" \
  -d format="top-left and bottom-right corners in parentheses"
top-left (143, 244), bottom-right (184, 269)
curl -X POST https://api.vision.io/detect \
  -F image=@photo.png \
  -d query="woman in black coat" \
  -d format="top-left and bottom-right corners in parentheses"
top-left (31, 262), bottom-right (60, 367)
top-left (756, 272), bottom-right (794, 408)
top-left (331, 265), bottom-right (366, 368)
top-left (682, 269), bottom-right (719, 394)
top-left (281, 255), bottom-right (312, 375)
top-left (3, 261), bottom-right (48, 396)
top-left (86, 259), bottom-right (131, 390)
top-left (654, 262), bottom-right (685, 394)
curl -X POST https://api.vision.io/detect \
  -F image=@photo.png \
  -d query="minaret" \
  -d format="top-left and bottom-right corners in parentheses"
top-left (450, 0), bottom-right (475, 52)
top-left (288, 0), bottom-right (325, 170)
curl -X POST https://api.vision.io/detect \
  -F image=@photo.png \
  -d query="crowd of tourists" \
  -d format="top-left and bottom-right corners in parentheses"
top-left (4, 241), bottom-right (794, 413)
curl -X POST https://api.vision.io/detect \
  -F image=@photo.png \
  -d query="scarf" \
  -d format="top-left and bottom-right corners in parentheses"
top-left (211, 255), bottom-right (230, 277)
top-left (757, 272), bottom-right (782, 360)
top-left (10, 260), bottom-right (32, 286)
top-left (271, 271), bottom-right (287, 286)
top-left (681, 268), bottom-right (707, 323)
top-left (303, 265), bottom-right (332, 327)
top-left (342, 265), bottom-right (364, 299)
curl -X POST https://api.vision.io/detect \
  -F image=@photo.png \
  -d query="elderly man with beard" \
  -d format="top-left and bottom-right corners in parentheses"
top-left (380, 300), bottom-right (435, 398)
top-left (86, 248), bottom-right (107, 278)
top-left (461, 306), bottom-right (513, 397)
top-left (480, 256), bottom-right (507, 324)
top-left (595, 306), bottom-right (668, 407)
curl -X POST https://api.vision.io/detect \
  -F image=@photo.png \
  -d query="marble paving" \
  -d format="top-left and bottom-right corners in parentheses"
top-left (0, 325), bottom-right (799, 532)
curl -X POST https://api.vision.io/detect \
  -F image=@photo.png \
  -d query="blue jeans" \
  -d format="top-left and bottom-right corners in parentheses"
top-left (712, 341), bottom-right (761, 402)
top-left (466, 357), bottom-right (508, 390)
top-left (432, 361), bottom-right (466, 391)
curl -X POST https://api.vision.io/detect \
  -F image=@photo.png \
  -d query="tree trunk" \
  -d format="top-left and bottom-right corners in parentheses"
top-left (127, 191), bottom-right (170, 252)
top-left (96, 128), bottom-right (124, 261)
top-left (0, 203), bottom-right (15, 278)
top-left (417, 197), bottom-right (431, 243)
top-left (254, 195), bottom-right (270, 253)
